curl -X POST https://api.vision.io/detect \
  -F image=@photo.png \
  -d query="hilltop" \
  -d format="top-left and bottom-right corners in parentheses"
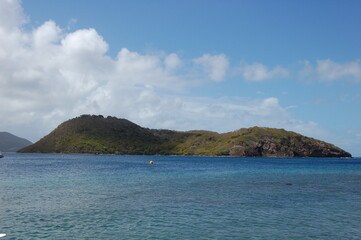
top-left (18, 115), bottom-right (351, 157)
top-left (0, 132), bottom-right (32, 152)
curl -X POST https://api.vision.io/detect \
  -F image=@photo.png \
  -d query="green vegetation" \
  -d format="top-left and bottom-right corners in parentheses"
top-left (18, 115), bottom-right (352, 157)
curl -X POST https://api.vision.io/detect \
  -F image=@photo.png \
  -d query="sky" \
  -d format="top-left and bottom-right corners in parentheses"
top-left (1, 0), bottom-right (361, 156)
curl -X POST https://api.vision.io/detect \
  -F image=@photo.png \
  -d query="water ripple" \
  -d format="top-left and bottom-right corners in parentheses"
top-left (0, 154), bottom-right (360, 239)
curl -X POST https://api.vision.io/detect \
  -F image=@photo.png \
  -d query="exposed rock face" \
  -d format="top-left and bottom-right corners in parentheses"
top-left (226, 128), bottom-right (351, 157)
top-left (18, 115), bottom-right (352, 158)
top-left (229, 135), bottom-right (350, 157)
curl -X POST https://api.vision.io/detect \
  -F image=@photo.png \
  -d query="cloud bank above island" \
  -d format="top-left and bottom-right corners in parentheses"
top-left (1, 0), bottom-right (360, 154)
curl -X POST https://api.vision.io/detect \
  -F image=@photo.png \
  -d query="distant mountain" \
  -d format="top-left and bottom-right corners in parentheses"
top-left (18, 115), bottom-right (352, 158)
top-left (0, 132), bottom-right (33, 152)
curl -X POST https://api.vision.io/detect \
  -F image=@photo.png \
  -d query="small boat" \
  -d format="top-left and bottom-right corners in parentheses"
top-left (0, 151), bottom-right (3, 158)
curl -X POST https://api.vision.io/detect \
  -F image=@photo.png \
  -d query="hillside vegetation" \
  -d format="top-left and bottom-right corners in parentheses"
top-left (18, 115), bottom-right (352, 157)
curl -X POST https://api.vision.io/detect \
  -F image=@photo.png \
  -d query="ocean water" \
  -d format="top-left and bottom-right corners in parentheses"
top-left (0, 153), bottom-right (360, 239)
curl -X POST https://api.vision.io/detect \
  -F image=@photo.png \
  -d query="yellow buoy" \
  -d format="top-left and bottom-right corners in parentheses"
top-left (149, 161), bottom-right (154, 164)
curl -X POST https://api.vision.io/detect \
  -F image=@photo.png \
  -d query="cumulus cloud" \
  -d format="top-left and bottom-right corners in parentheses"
top-left (239, 62), bottom-right (289, 81)
top-left (0, 0), bottom-right (323, 143)
top-left (0, 0), bottom-right (26, 32)
top-left (164, 53), bottom-right (182, 71)
top-left (193, 54), bottom-right (229, 82)
top-left (300, 59), bottom-right (361, 82)
top-left (33, 20), bottom-right (61, 48)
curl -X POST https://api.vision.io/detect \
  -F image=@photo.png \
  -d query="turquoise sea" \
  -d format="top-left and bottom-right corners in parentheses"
top-left (0, 153), bottom-right (360, 239)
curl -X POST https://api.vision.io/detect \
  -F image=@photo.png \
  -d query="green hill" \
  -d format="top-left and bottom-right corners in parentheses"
top-left (0, 132), bottom-right (32, 152)
top-left (18, 115), bottom-right (352, 157)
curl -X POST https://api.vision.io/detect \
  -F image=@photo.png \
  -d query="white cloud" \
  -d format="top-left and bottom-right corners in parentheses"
top-left (300, 59), bottom-right (361, 82)
top-left (0, 0), bottom-right (26, 32)
top-left (62, 28), bottom-right (108, 56)
top-left (0, 0), bottom-right (327, 145)
top-left (239, 62), bottom-right (289, 81)
top-left (164, 53), bottom-right (182, 71)
top-left (193, 54), bottom-right (229, 82)
top-left (33, 20), bottom-right (61, 48)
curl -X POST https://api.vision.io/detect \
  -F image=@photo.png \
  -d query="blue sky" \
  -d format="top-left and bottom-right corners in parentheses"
top-left (1, 0), bottom-right (361, 156)
top-left (23, 0), bottom-right (361, 61)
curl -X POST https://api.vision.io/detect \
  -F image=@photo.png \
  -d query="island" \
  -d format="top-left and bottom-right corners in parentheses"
top-left (18, 115), bottom-right (352, 157)
top-left (0, 132), bottom-right (32, 152)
